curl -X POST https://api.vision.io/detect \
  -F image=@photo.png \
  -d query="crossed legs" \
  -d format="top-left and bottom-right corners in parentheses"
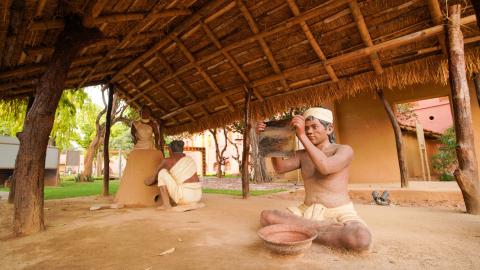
top-left (260, 210), bottom-right (371, 252)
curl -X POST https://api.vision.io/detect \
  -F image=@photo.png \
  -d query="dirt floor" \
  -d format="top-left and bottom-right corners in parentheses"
top-left (1, 194), bottom-right (480, 270)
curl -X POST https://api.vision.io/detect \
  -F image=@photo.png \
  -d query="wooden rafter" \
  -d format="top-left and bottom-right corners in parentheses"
top-left (200, 21), bottom-right (264, 101)
top-left (78, 1), bottom-right (192, 88)
top-left (349, 0), bottom-right (383, 74)
top-left (137, 65), bottom-right (196, 121)
top-left (154, 52), bottom-right (198, 102)
top-left (157, 15), bottom-right (477, 121)
top-left (110, 0), bottom-right (350, 96)
top-left (34, 0), bottom-right (47, 17)
top-left (286, 0), bottom-right (338, 82)
top-left (427, 0), bottom-right (447, 54)
top-left (171, 34), bottom-right (235, 112)
top-left (154, 53), bottom-right (210, 117)
top-left (122, 74), bottom-right (168, 116)
top-left (236, 0), bottom-right (290, 92)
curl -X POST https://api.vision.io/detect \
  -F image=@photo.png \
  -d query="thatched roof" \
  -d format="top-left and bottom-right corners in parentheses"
top-left (0, 0), bottom-right (479, 134)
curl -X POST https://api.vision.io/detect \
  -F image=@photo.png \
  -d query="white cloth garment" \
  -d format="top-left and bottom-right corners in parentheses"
top-left (157, 156), bottom-right (202, 205)
top-left (303, 107), bottom-right (333, 123)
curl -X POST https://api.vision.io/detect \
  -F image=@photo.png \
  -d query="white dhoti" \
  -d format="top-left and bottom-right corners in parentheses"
top-left (157, 156), bottom-right (202, 205)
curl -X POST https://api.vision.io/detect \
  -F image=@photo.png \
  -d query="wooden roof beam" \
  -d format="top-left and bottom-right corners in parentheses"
top-left (154, 53), bottom-right (210, 117)
top-left (171, 35), bottom-right (236, 112)
top-left (122, 74), bottom-right (169, 115)
top-left (236, 0), bottom-right (290, 92)
top-left (78, 1), bottom-right (191, 87)
top-left (154, 52), bottom-right (198, 102)
top-left (427, 0), bottom-right (447, 54)
top-left (286, 0), bottom-right (339, 82)
top-left (138, 65), bottom-right (196, 121)
top-left (34, 0), bottom-right (47, 17)
top-left (110, 0), bottom-right (228, 82)
top-left (349, 0), bottom-right (383, 74)
top-left (200, 21), bottom-right (265, 102)
top-left (110, 0), bottom-right (349, 86)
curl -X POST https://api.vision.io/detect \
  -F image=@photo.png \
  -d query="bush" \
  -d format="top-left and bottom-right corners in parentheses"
top-left (431, 127), bottom-right (457, 181)
top-left (74, 174), bottom-right (94, 182)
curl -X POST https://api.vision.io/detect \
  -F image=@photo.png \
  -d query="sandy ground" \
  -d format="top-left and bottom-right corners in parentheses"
top-left (1, 194), bottom-right (480, 270)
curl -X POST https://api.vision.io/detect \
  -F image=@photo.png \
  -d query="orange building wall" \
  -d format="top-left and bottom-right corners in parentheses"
top-left (336, 82), bottom-right (480, 184)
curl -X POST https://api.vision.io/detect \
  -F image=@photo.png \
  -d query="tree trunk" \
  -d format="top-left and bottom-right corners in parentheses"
top-left (102, 84), bottom-right (114, 196)
top-left (241, 87), bottom-right (252, 198)
top-left (8, 95), bottom-right (35, 204)
top-left (250, 125), bottom-right (272, 183)
top-left (209, 129), bottom-right (223, 178)
top-left (447, 5), bottom-right (480, 214)
top-left (80, 131), bottom-right (103, 181)
top-left (377, 89), bottom-right (409, 188)
top-left (12, 17), bottom-right (101, 236)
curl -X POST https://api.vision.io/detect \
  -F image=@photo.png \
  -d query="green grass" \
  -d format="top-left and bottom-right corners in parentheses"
top-left (0, 178), bottom-right (285, 200)
top-left (1, 178), bottom-right (120, 200)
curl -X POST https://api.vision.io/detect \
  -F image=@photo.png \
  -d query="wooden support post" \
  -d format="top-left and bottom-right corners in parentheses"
top-left (241, 86), bottom-right (252, 199)
top-left (11, 16), bottom-right (101, 236)
top-left (447, 5), bottom-right (480, 214)
top-left (103, 83), bottom-right (114, 196)
top-left (377, 89), bottom-right (409, 188)
top-left (473, 73), bottom-right (480, 107)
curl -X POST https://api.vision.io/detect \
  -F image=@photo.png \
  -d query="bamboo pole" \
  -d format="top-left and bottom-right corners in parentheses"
top-left (103, 83), bottom-right (114, 196)
top-left (447, 4), bottom-right (480, 214)
top-left (377, 89), bottom-right (408, 188)
top-left (241, 85), bottom-right (252, 199)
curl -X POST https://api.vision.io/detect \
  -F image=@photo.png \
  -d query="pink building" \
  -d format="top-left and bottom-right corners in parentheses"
top-left (411, 96), bottom-right (453, 133)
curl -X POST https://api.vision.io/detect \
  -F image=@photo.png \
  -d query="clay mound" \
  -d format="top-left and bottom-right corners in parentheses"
top-left (114, 149), bottom-right (163, 207)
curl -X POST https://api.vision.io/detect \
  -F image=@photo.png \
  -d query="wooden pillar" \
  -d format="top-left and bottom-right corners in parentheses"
top-left (447, 4), bottom-right (480, 214)
top-left (377, 89), bottom-right (409, 188)
top-left (473, 73), bottom-right (480, 107)
top-left (241, 86), bottom-right (252, 199)
top-left (158, 121), bottom-right (165, 154)
top-left (11, 16), bottom-right (101, 236)
top-left (102, 83), bottom-right (114, 196)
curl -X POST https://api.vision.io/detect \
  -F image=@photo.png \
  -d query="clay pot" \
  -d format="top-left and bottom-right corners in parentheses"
top-left (257, 224), bottom-right (318, 255)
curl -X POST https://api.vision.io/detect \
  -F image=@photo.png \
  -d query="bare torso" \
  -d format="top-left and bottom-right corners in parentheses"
top-left (298, 144), bottom-right (351, 208)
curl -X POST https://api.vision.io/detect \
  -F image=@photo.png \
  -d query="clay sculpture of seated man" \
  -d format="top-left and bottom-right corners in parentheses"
top-left (258, 107), bottom-right (372, 252)
top-left (145, 140), bottom-right (203, 211)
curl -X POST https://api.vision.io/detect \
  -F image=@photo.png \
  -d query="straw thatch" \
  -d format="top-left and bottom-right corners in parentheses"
top-left (0, 0), bottom-right (479, 134)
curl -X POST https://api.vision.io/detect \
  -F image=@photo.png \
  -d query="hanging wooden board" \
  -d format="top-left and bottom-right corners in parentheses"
top-left (258, 119), bottom-right (296, 157)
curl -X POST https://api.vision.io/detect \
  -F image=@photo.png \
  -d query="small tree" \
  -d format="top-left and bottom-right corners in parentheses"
top-left (432, 127), bottom-right (458, 181)
top-left (209, 128), bottom-right (228, 178)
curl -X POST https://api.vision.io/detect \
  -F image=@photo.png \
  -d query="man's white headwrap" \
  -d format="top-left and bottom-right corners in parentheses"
top-left (303, 107), bottom-right (333, 123)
